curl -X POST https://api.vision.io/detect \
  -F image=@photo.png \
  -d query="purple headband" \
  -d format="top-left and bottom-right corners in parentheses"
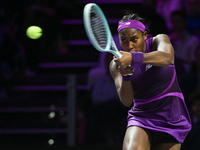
top-left (117, 20), bottom-right (146, 32)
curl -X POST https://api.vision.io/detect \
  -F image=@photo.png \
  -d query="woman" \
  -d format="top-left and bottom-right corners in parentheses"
top-left (110, 13), bottom-right (191, 150)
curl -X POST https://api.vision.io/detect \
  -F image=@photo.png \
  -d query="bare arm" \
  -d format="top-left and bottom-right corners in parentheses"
top-left (110, 34), bottom-right (174, 106)
top-left (115, 34), bottom-right (174, 69)
top-left (109, 60), bottom-right (134, 107)
top-left (143, 34), bottom-right (174, 66)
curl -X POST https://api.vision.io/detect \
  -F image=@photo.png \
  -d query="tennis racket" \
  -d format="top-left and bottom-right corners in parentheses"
top-left (83, 3), bottom-right (122, 58)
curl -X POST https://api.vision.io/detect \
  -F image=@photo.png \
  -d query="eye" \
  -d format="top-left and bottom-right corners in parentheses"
top-left (121, 38), bottom-right (127, 43)
top-left (131, 38), bottom-right (138, 42)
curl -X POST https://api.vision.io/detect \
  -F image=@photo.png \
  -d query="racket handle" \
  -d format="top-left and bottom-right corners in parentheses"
top-left (116, 53), bottom-right (122, 59)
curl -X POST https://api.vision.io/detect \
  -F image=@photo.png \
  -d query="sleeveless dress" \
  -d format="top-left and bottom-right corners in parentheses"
top-left (127, 36), bottom-right (191, 143)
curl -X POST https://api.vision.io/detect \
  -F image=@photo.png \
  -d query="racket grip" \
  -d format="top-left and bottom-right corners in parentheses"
top-left (117, 53), bottom-right (122, 59)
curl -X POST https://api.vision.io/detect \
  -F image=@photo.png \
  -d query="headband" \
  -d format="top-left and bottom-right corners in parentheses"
top-left (117, 20), bottom-right (146, 33)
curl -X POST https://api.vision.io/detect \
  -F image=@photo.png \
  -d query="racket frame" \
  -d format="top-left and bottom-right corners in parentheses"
top-left (83, 3), bottom-right (122, 58)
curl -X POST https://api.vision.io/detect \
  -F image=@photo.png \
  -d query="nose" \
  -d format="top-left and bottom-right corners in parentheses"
top-left (127, 41), bottom-right (134, 51)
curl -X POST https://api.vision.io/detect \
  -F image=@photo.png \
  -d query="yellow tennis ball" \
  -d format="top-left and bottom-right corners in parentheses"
top-left (26, 26), bottom-right (42, 39)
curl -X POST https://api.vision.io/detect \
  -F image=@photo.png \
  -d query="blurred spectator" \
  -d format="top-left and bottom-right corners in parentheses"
top-left (22, 0), bottom-right (60, 71)
top-left (169, 11), bottom-right (199, 72)
top-left (1, 23), bottom-right (27, 74)
top-left (190, 90), bottom-right (200, 123)
top-left (85, 52), bottom-right (128, 145)
top-left (193, 46), bottom-right (200, 89)
top-left (187, 46), bottom-right (200, 92)
top-left (138, 0), bottom-right (169, 36)
top-left (185, 0), bottom-right (200, 39)
top-left (0, 0), bottom-right (30, 74)
top-left (168, 10), bottom-right (200, 105)
top-left (0, 4), bottom-right (35, 98)
top-left (182, 90), bottom-right (200, 150)
top-left (156, 0), bottom-right (186, 31)
top-left (55, 0), bottom-right (77, 54)
top-left (87, 53), bottom-right (119, 106)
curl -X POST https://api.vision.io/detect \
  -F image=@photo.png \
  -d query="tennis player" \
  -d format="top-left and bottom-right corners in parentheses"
top-left (110, 13), bottom-right (191, 150)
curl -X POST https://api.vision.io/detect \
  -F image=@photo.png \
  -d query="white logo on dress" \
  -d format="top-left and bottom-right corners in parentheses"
top-left (145, 64), bottom-right (152, 71)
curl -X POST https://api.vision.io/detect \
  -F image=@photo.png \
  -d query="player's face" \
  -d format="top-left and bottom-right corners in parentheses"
top-left (118, 28), bottom-right (147, 53)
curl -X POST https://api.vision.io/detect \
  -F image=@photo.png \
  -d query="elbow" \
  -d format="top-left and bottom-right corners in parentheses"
top-left (165, 58), bottom-right (172, 66)
top-left (123, 103), bottom-right (132, 107)
top-left (160, 51), bottom-right (174, 66)
top-left (120, 98), bottom-right (133, 107)
top-left (166, 46), bottom-right (174, 65)
top-left (165, 53), bottom-right (174, 65)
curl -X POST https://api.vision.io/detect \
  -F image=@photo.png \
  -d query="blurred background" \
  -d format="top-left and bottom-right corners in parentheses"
top-left (0, 0), bottom-right (200, 149)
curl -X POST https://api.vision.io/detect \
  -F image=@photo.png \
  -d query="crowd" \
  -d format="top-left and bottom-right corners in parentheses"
top-left (0, 0), bottom-right (76, 98)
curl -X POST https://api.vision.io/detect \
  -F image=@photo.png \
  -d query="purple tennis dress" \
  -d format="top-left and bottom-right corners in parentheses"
top-left (127, 36), bottom-right (191, 143)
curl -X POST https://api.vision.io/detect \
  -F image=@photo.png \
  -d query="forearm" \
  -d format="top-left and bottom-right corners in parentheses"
top-left (142, 34), bottom-right (174, 66)
top-left (118, 80), bottom-right (134, 107)
top-left (110, 60), bottom-right (134, 107)
top-left (143, 51), bottom-right (173, 66)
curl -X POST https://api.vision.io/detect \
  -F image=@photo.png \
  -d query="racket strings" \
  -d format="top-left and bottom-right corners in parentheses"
top-left (90, 7), bottom-right (108, 49)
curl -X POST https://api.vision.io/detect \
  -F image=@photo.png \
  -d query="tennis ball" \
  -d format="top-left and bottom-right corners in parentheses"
top-left (26, 26), bottom-right (42, 39)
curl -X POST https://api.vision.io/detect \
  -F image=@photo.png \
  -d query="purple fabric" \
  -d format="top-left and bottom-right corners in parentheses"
top-left (145, 35), bottom-right (153, 53)
top-left (134, 64), bottom-right (176, 102)
top-left (122, 75), bottom-right (131, 81)
top-left (134, 92), bottom-right (184, 106)
top-left (127, 36), bottom-right (191, 143)
top-left (117, 20), bottom-right (146, 32)
top-left (130, 52), bottom-right (144, 72)
top-left (131, 52), bottom-right (144, 64)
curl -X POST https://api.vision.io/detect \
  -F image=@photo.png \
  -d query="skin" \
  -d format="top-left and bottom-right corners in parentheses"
top-left (109, 28), bottom-right (181, 150)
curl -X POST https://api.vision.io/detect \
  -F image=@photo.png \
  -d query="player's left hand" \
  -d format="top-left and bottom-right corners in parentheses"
top-left (117, 65), bottom-right (133, 76)
top-left (114, 51), bottom-right (133, 75)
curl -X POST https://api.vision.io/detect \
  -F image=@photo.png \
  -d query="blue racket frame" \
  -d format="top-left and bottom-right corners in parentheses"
top-left (83, 3), bottom-right (122, 58)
